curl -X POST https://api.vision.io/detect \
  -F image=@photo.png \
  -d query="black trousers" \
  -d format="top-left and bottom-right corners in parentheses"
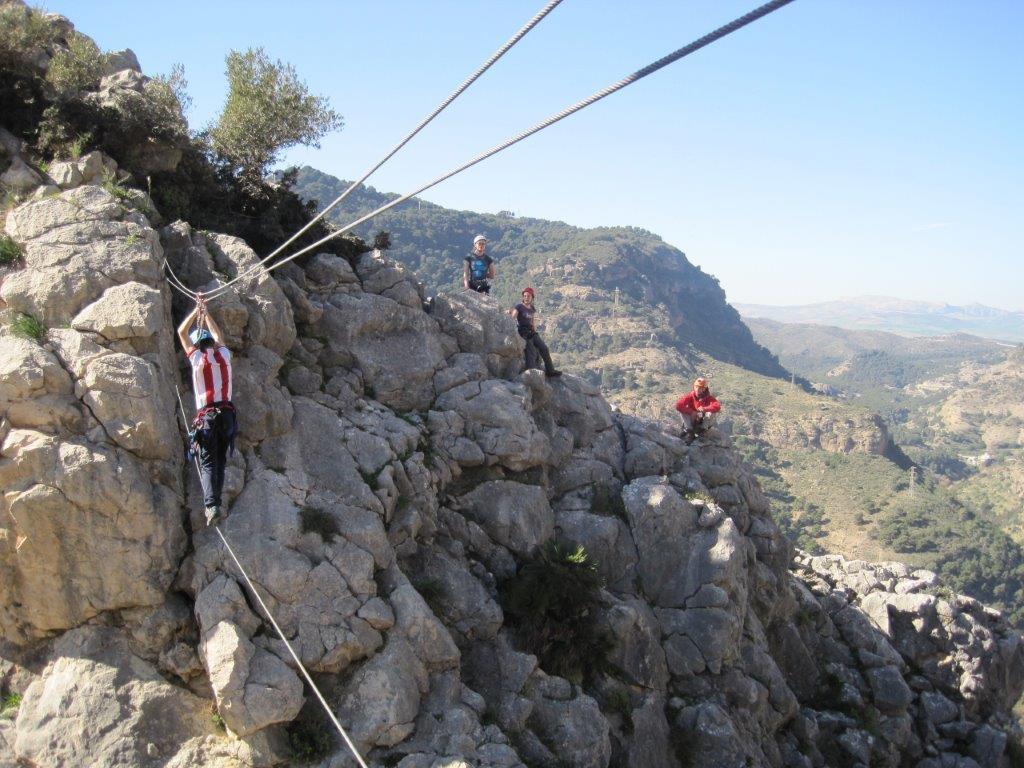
top-left (523, 332), bottom-right (555, 374)
top-left (468, 279), bottom-right (491, 294)
top-left (196, 409), bottom-right (234, 509)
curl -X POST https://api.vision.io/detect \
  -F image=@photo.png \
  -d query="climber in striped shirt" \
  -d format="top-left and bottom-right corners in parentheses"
top-left (177, 297), bottom-right (237, 527)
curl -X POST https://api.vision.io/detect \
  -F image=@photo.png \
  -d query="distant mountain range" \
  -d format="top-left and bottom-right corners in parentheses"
top-left (735, 296), bottom-right (1024, 342)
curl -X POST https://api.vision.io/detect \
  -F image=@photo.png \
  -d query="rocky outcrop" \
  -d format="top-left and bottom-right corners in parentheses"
top-left (0, 181), bottom-right (185, 644)
top-left (3, 159), bottom-right (1023, 767)
top-left (755, 410), bottom-right (893, 455)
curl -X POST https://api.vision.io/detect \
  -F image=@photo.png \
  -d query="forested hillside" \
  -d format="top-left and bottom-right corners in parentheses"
top-left (744, 321), bottom-right (1024, 622)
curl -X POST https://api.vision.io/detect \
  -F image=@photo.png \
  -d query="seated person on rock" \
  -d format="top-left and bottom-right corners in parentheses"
top-left (177, 298), bottom-right (237, 526)
top-left (463, 234), bottom-right (495, 294)
top-left (510, 286), bottom-right (561, 378)
top-left (675, 377), bottom-right (720, 443)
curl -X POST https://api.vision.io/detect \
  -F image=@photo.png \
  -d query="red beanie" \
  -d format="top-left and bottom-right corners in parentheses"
top-left (523, 287), bottom-right (535, 297)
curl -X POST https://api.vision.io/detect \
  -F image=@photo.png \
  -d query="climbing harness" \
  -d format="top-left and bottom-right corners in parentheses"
top-left (187, 402), bottom-right (237, 463)
top-left (172, 386), bottom-right (370, 768)
top-left (163, 0), bottom-right (565, 302)
top-left (167, 0), bottom-right (796, 302)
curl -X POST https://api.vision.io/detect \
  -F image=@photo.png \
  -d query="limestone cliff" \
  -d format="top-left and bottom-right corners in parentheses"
top-left (1, 161), bottom-right (1022, 768)
top-left (1, 8), bottom-right (1023, 766)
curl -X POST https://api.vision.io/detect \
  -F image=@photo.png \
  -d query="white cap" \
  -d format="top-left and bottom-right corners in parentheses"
top-left (473, 234), bottom-right (488, 245)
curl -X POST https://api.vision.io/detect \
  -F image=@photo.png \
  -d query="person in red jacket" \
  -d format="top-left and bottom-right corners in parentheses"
top-left (675, 377), bottom-right (721, 443)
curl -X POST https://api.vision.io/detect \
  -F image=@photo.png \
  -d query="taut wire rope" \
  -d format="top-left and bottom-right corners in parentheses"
top-left (163, 258), bottom-right (198, 298)
top-left (163, 0), bottom-right (565, 301)
top-left (172, 385), bottom-right (370, 768)
top-left (203, 0), bottom-right (796, 299)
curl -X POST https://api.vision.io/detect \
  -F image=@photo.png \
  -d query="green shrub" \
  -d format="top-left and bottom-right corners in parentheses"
top-left (99, 171), bottom-right (132, 201)
top-left (298, 506), bottom-right (340, 541)
top-left (1, 693), bottom-right (21, 719)
top-left (0, 233), bottom-right (22, 265)
top-left (286, 711), bottom-right (334, 764)
top-left (45, 31), bottom-right (103, 96)
top-left (502, 541), bottom-right (613, 684)
top-left (0, 6), bottom-right (60, 76)
top-left (9, 313), bottom-right (44, 341)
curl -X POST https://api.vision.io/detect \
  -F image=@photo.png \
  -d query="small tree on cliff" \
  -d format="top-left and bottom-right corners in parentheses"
top-left (209, 48), bottom-right (342, 189)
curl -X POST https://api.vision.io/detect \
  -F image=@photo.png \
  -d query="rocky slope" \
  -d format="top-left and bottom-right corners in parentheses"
top-left (1, 151), bottom-right (1024, 768)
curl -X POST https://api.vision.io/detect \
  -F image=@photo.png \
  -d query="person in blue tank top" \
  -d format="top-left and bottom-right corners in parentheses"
top-left (463, 234), bottom-right (495, 293)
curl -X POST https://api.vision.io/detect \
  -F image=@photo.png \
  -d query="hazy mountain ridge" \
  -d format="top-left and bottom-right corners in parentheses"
top-left (737, 296), bottom-right (1024, 341)
top-left (745, 318), bottom-right (1009, 404)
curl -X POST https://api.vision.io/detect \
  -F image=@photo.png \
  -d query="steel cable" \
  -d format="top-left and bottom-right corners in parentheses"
top-left (172, 385), bottom-right (370, 768)
top-left (204, 0), bottom-right (796, 299)
top-left (163, 0), bottom-right (565, 301)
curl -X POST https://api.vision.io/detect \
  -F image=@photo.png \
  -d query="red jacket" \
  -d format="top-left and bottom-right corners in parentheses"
top-left (675, 390), bottom-right (721, 415)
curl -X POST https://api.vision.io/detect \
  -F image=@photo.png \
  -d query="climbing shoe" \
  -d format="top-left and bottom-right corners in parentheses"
top-left (545, 370), bottom-right (563, 378)
top-left (681, 430), bottom-right (696, 445)
top-left (205, 506), bottom-right (222, 526)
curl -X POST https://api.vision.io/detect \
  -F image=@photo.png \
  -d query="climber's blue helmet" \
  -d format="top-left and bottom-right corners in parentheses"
top-left (189, 328), bottom-right (213, 346)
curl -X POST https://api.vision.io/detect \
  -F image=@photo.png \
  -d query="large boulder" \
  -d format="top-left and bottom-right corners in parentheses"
top-left (2, 187), bottom-right (161, 327)
top-left (201, 621), bottom-right (304, 737)
top-left (0, 430), bottom-right (184, 642)
top-left (13, 627), bottom-right (220, 767)
top-left (316, 291), bottom-right (452, 411)
top-left (431, 291), bottom-right (524, 379)
top-left (70, 281), bottom-right (163, 340)
top-left (434, 380), bottom-right (551, 471)
top-left (456, 480), bottom-right (554, 557)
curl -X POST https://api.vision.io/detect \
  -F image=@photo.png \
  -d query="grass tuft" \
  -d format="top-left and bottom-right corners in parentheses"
top-left (0, 234), bottom-right (22, 265)
top-left (9, 313), bottom-right (44, 341)
top-left (1, 693), bottom-right (22, 719)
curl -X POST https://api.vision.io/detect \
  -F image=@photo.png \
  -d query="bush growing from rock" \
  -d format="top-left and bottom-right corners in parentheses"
top-left (0, 692), bottom-right (21, 719)
top-left (0, 4), bottom-right (60, 76)
top-left (0, 233), bottom-right (22, 264)
top-left (299, 506), bottom-right (340, 541)
top-left (286, 709), bottom-right (334, 764)
top-left (503, 541), bottom-right (613, 683)
top-left (45, 31), bottom-right (103, 96)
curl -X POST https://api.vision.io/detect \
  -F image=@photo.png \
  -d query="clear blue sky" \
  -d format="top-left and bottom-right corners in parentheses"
top-left (43, 1), bottom-right (1024, 310)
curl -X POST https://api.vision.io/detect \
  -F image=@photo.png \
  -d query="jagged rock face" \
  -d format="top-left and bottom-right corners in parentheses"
top-left (0, 180), bottom-right (185, 643)
top-left (752, 409), bottom-right (894, 456)
top-left (2, 162), bottom-right (1024, 768)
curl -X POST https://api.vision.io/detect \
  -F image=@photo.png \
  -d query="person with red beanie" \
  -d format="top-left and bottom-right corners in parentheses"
top-left (510, 286), bottom-right (561, 377)
top-left (675, 376), bottom-right (720, 443)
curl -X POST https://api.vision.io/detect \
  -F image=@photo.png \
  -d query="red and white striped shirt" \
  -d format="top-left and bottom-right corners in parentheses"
top-left (188, 346), bottom-right (233, 409)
